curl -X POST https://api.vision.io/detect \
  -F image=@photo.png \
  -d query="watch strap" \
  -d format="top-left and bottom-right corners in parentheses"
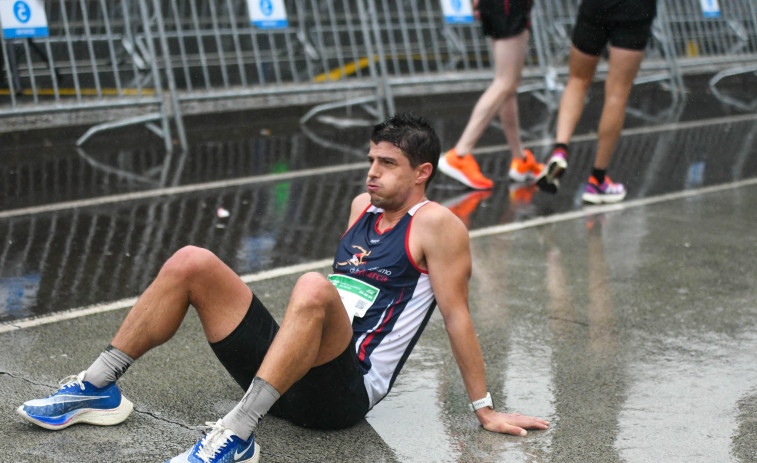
top-left (469, 392), bottom-right (493, 412)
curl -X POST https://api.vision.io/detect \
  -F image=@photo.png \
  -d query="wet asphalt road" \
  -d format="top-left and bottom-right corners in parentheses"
top-left (1, 72), bottom-right (757, 462)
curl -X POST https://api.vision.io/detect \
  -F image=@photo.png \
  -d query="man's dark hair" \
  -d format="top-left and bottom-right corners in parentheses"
top-left (371, 113), bottom-right (441, 189)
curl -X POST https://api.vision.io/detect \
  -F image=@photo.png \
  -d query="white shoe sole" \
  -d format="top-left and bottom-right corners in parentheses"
top-left (582, 191), bottom-right (626, 204)
top-left (508, 170), bottom-right (532, 183)
top-left (17, 396), bottom-right (133, 430)
top-left (535, 156), bottom-right (567, 193)
top-left (246, 444), bottom-right (261, 463)
top-left (543, 156), bottom-right (567, 182)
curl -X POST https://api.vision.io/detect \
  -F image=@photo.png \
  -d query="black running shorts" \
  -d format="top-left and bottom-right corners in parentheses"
top-left (478, 0), bottom-right (532, 39)
top-left (572, 13), bottom-right (655, 56)
top-left (210, 294), bottom-right (370, 429)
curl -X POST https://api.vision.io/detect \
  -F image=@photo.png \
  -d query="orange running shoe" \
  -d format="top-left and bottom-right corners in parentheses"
top-left (438, 149), bottom-right (494, 190)
top-left (508, 149), bottom-right (544, 182)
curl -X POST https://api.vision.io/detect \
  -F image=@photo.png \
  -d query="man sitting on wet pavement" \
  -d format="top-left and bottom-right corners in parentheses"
top-left (17, 113), bottom-right (549, 463)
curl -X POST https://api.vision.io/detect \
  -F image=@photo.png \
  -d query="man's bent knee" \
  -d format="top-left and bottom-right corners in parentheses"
top-left (160, 246), bottom-right (220, 282)
top-left (291, 272), bottom-right (340, 308)
top-left (286, 273), bottom-right (350, 328)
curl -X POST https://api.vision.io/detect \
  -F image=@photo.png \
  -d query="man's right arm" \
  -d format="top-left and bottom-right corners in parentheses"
top-left (417, 204), bottom-right (550, 436)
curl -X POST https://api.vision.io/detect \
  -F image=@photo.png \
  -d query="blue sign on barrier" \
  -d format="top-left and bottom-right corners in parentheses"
top-left (440, 0), bottom-right (474, 24)
top-left (247, 0), bottom-right (288, 29)
top-left (700, 0), bottom-right (721, 18)
top-left (0, 0), bottom-right (48, 38)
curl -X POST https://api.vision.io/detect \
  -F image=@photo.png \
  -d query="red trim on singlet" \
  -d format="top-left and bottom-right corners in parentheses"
top-left (373, 213), bottom-right (392, 235)
top-left (405, 201), bottom-right (431, 274)
top-left (358, 288), bottom-right (404, 362)
top-left (345, 200), bottom-right (430, 272)
top-left (341, 204), bottom-right (372, 239)
top-left (504, 0), bottom-right (510, 15)
top-left (405, 214), bottom-right (428, 275)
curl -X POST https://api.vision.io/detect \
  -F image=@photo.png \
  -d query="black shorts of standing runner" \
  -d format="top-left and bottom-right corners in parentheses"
top-left (477, 0), bottom-right (532, 39)
top-left (572, 0), bottom-right (658, 55)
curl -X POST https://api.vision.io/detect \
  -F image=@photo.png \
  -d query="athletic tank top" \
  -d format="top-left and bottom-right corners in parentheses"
top-left (332, 200), bottom-right (436, 408)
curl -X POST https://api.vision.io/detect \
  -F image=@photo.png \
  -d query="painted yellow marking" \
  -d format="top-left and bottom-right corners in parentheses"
top-left (0, 88), bottom-right (155, 96)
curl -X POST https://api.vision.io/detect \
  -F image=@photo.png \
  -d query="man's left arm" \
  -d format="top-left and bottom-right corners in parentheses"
top-left (418, 206), bottom-right (549, 436)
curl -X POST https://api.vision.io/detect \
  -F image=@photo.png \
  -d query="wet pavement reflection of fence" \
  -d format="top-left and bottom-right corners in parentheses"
top-left (2, 73), bottom-right (757, 323)
top-left (0, 169), bottom-right (366, 322)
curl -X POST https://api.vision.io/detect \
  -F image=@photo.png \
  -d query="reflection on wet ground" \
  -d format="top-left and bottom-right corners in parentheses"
top-left (368, 187), bottom-right (757, 462)
top-left (1, 74), bottom-right (756, 322)
top-left (1, 71), bottom-right (757, 462)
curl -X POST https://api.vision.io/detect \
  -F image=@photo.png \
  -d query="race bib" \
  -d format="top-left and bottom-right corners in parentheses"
top-left (328, 274), bottom-right (379, 322)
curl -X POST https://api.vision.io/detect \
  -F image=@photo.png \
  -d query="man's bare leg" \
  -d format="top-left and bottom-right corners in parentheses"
top-left (454, 31), bottom-right (529, 157)
top-left (111, 249), bottom-right (351, 399)
top-left (109, 246), bottom-right (253, 361)
top-left (555, 45), bottom-right (600, 145)
top-left (593, 46), bottom-right (645, 170)
top-left (106, 251), bottom-right (350, 442)
top-left (494, 30), bottom-right (529, 160)
top-left (221, 271), bottom-right (353, 440)
top-left (18, 245), bottom-right (255, 432)
top-left (108, 252), bottom-right (351, 441)
top-left (256, 272), bottom-right (353, 393)
top-left (536, 45), bottom-right (600, 192)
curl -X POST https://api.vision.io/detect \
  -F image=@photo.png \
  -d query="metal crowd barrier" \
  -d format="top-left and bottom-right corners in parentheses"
top-left (2, 0), bottom-right (756, 150)
top-left (0, 0), bottom-right (182, 153)
top-left (154, 0), bottom-right (385, 124)
top-left (693, 0), bottom-right (757, 111)
top-left (661, 0), bottom-right (757, 111)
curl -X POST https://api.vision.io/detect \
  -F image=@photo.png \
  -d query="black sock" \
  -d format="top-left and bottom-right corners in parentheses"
top-left (554, 143), bottom-right (569, 154)
top-left (591, 168), bottom-right (606, 184)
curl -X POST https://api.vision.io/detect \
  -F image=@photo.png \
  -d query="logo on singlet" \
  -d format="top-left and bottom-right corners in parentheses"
top-left (337, 245), bottom-right (371, 267)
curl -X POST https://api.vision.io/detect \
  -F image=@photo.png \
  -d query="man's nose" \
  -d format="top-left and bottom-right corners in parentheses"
top-left (367, 161), bottom-right (380, 177)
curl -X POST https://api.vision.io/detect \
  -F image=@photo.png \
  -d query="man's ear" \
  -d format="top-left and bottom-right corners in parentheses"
top-left (415, 162), bottom-right (433, 185)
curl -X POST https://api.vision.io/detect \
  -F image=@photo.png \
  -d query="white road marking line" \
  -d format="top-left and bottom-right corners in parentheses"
top-left (3, 112), bottom-right (757, 220)
top-left (2, 178), bottom-right (756, 334)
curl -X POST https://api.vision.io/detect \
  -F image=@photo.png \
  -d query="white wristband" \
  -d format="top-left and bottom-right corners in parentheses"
top-left (469, 392), bottom-right (493, 412)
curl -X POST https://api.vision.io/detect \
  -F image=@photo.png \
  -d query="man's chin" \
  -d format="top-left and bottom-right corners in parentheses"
top-left (368, 193), bottom-right (385, 208)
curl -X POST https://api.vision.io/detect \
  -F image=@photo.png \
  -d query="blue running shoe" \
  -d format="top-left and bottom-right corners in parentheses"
top-left (167, 420), bottom-right (260, 463)
top-left (17, 371), bottom-right (133, 430)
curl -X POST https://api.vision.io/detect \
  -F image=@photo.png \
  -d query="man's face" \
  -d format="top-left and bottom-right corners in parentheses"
top-left (365, 141), bottom-right (418, 210)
